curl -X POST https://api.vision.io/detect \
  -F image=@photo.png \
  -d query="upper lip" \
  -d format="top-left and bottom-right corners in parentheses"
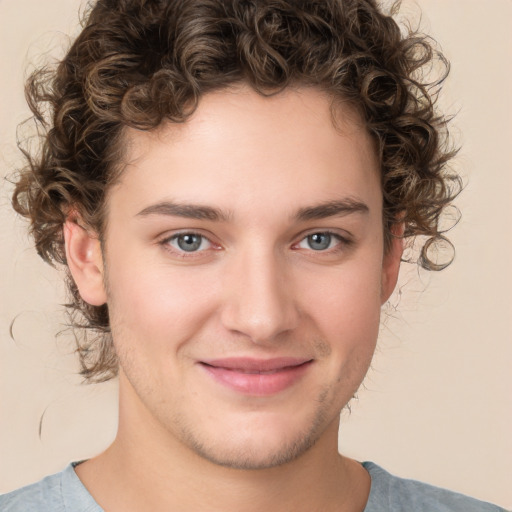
top-left (200, 357), bottom-right (313, 372)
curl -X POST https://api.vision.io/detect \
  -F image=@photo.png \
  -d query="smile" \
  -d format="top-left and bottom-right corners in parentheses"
top-left (198, 358), bottom-right (313, 396)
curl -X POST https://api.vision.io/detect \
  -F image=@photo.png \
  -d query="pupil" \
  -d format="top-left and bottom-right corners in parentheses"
top-left (178, 234), bottom-right (201, 251)
top-left (309, 233), bottom-right (331, 250)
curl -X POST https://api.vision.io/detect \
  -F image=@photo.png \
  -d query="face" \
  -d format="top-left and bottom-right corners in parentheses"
top-left (76, 86), bottom-right (401, 470)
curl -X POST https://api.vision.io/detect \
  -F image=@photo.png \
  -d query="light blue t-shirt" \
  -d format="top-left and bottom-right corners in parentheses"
top-left (0, 461), bottom-right (507, 511)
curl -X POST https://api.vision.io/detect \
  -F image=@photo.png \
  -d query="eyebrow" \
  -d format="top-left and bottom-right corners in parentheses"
top-left (294, 198), bottom-right (369, 221)
top-left (136, 198), bottom-right (369, 223)
top-left (136, 201), bottom-right (231, 222)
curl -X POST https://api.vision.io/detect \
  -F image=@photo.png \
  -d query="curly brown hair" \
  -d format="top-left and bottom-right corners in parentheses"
top-left (12, 0), bottom-right (460, 382)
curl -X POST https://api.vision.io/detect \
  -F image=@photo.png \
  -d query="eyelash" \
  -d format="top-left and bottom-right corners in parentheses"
top-left (158, 230), bottom-right (353, 258)
top-left (292, 231), bottom-right (352, 253)
top-left (159, 231), bottom-right (217, 258)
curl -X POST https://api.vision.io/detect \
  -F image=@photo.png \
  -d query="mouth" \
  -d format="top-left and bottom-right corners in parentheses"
top-left (198, 357), bottom-right (313, 396)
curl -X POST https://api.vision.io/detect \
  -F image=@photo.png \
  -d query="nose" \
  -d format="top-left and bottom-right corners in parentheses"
top-left (220, 248), bottom-right (300, 344)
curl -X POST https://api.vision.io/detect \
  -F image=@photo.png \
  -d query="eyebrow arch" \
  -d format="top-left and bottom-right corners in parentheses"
top-left (136, 198), bottom-right (368, 223)
top-left (295, 198), bottom-right (369, 222)
top-left (136, 201), bottom-right (231, 222)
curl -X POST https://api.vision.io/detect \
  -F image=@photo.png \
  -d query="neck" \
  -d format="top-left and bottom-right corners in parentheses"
top-left (75, 378), bottom-right (370, 512)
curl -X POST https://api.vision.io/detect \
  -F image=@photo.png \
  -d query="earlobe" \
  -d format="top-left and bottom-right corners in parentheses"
top-left (63, 219), bottom-right (107, 306)
top-left (380, 224), bottom-right (404, 304)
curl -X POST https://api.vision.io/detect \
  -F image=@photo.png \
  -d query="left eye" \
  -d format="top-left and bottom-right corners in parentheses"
top-left (168, 233), bottom-right (212, 252)
top-left (297, 232), bottom-right (340, 251)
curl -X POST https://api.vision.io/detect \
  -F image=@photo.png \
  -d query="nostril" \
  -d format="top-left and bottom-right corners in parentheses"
top-left (219, 256), bottom-right (300, 342)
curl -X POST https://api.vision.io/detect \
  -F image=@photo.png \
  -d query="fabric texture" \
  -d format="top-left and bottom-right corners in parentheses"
top-left (361, 462), bottom-right (508, 511)
top-left (0, 462), bottom-right (100, 512)
top-left (0, 461), bottom-right (507, 511)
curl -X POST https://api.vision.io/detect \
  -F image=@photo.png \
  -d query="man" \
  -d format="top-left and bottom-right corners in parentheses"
top-left (1, 0), bottom-right (507, 510)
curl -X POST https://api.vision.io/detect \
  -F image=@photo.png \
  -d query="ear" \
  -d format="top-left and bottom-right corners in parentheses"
top-left (380, 223), bottom-right (404, 304)
top-left (63, 218), bottom-right (107, 306)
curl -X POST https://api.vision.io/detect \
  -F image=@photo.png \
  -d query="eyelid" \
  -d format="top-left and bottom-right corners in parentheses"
top-left (158, 230), bottom-right (221, 257)
top-left (156, 228), bottom-right (353, 257)
top-left (294, 228), bottom-right (352, 242)
top-left (292, 229), bottom-right (353, 251)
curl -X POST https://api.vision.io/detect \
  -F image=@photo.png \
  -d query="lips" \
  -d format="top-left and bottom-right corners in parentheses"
top-left (199, 357), bottom-right (313, 395)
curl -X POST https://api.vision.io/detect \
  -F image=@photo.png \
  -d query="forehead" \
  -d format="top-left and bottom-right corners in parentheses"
top-left (111, 85), bottom-right (381, 221)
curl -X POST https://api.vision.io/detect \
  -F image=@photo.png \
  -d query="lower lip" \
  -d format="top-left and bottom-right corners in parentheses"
top-left (200, 362), bottom-right (312, 396)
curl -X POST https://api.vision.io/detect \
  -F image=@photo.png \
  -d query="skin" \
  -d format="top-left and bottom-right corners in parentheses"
top-left (65, 85), bottom-right (402, 512)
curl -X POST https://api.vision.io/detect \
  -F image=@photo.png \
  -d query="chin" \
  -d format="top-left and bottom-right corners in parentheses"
top-left (186, 433), bottom-right (319, 470)
top-left (174, 407), bottom-right (334, 470)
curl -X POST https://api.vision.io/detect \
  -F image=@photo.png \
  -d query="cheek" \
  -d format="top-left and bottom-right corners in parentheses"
top-left (298, 259), bottom-right (383, 353)
top-left (105, 253), bottom-right (220, 354)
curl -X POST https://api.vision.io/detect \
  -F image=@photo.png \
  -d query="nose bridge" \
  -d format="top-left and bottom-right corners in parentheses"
top-left (220, 243), bottom-right (299, 343)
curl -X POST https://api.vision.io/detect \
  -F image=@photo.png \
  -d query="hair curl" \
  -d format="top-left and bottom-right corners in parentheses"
top-left (12, 0), bottom-right (461, 382)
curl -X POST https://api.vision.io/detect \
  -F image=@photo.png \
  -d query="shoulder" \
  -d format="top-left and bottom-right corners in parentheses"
top-left (0, 463), bottom-right (102, 512)
top-left (362, 462), bottom-right (508, 512)
top-left (0, 468), bottom-right (66, 512)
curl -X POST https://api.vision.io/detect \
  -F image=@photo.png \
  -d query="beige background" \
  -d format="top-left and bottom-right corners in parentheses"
top-left (1, 0), bottom-right (511, 507)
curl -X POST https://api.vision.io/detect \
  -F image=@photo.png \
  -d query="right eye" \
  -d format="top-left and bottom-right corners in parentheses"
top-left (166, 233), bottom-right (213, 253)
